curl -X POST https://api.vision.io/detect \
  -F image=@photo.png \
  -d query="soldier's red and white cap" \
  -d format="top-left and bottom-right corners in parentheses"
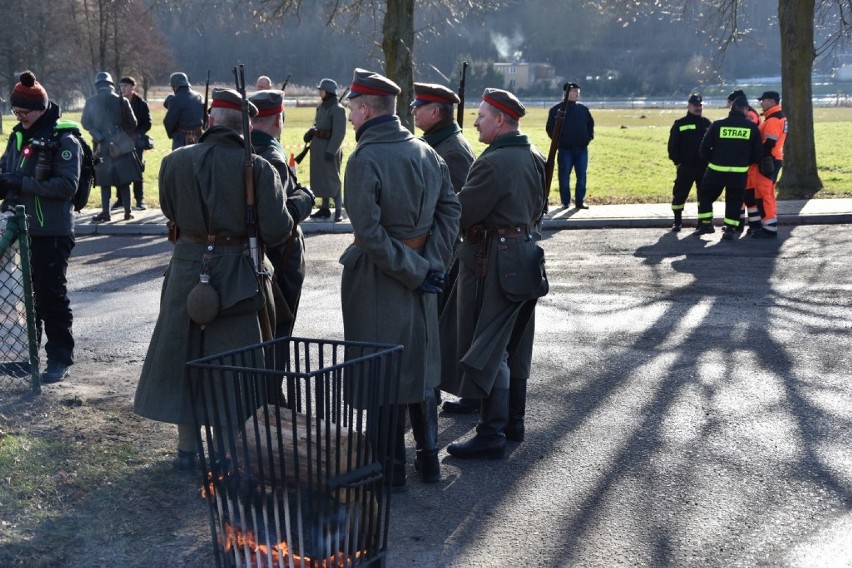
top-left (248, 90), bottom-right (284, 117)
top-left (346, 68), bottom-right (401, 98)
top-left (481, 88), bottom-right (526, 120)
top-left (412, 82), bottom-right (460, 106)
top-left (210, 88), bottom-right (257, 117)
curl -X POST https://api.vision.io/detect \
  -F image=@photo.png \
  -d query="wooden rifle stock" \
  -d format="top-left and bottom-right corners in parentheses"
top-left (456, 61), bottom-right (468, 129)
top-left (544, 86), bottom-right (572, 199)
top-left (294, 142), bottom-right (310, 164)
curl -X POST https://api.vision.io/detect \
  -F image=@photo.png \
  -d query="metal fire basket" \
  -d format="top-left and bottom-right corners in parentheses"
top-left (187, 337), bottom-right (403, 568)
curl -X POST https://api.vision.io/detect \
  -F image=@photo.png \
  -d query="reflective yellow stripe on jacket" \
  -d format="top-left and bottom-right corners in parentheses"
top-left (708, 163), bottom-right (749, 173)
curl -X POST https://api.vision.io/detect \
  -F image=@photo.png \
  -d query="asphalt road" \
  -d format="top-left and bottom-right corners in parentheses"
top-left (67, 225), bottom-right (852, 567)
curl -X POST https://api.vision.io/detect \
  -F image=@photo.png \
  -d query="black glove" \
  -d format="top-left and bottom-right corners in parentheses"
top-left (303, 128), bottom-right (315, 143)
top-left (0, 173), bottom-right (22, 193)
top-left (760, 156), bottom-right (775, 177)
top-left (417, 270), bottom-right (447, 294)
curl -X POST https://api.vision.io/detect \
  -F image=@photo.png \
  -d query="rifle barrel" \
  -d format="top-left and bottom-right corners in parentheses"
top-left (544, 87), bottom-right (572, 196)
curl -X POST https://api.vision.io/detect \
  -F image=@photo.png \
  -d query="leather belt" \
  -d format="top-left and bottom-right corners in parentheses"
top-left (354, 234), bottom-right (429, 249)
top-left (314, 129), bottom-right (333, 139)
top-left (463, 224), bottom-right (529, 244)
top-left (178, 231), bottom-right (247, 247)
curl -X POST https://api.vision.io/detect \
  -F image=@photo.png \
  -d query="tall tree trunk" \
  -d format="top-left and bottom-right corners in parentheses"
top-left (777, 0), bottom-right (822, 197)
top-left (382, 0), bottom-right (414, 132)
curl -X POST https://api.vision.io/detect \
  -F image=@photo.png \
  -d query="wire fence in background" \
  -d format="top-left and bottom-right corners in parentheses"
top-left (0, 205), bottom-right (40, 395)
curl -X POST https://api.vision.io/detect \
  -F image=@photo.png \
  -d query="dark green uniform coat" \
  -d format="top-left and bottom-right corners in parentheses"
top-left (440, 132), bottom-right (547, 397)
top-left (134, 126), bottom-right (291, 424)
top-left (308, 96), bottom-right (346, 199)
top-left (81, 86), bottom-right (139, 186)
top-left (422, 122), bottom-right (474, 193)
top-left (340, 115), bottom-right (460, 404)
top-left (251, 129), bottom-right (314, 336)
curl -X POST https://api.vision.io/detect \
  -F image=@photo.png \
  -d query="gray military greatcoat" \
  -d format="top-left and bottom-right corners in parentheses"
top-left (308, 96), bottom-right (346, 199)
top-left (134, 126), bottom-right (291, 424)
top-left (340, 115), bottom-right (460, 405)
top-left (440, 132), bottom-right (547, 397)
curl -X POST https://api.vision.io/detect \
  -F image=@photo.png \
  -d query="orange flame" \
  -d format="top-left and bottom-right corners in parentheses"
top-left (221, 522), bottom-right (362, 568)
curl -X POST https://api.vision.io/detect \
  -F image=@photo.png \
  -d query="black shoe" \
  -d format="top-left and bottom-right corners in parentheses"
top-left (110, 200), bottom-right (122, 211)
top-left (41, 362), bottom-right (69, 384)
top-left (172, 449), bottom-right (198, 473)
top-left (92, 212), bottom-right (111, 222)
top-left (691, 224), bottom-right (715, 236)
top-left (442, 397), bottom-right (479, 414)
top-left (576, 203), bottom-right (589, 209)
top-left (671, 222), bottom-right (681, 233)
top-left (447, 433), bottom-right (506, 459)
top-left (134, 201), bottom-right (147, 211)
top-left (310, 208), bottom-right (331, 219)
top-left (721, 227), bottom-right (736, 241)
top-left (733, 223), bottom-right (745, 234)
top-left (751, 228), bottom-right (778, 239)
top-left (334, 211), bottom-right (343, 222)
top-left (124, 213), bottom-right (134, 221)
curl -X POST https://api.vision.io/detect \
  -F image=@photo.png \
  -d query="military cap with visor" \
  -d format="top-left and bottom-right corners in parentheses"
top-left (481, 88), bottom-right (526, 120)
top-left (727, 89), bottom-right (747, 102)
top-left (412, 82), bottom-right (460, 107)
top-left (688, 93), bottom-right (703, 105)
top-left (345, 68), bottom-right (401, 98)
top-left (248, 89), bottom-right (284, 117)
top-left (563, 82), bottom-right (580, 91)
top-left (757, 90), bottom-right (780, 102)
top-left (210, 88), bottom-right (257, 117)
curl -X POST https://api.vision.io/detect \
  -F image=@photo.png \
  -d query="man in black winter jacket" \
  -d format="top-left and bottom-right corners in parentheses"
top-left (667, 93), bottom-right (711, 232)
top-left (0, 71), bottom-right (82, 384)
top-left (545, 82), bottom-right (594, 209)
top-left (693, 96), bottom-right (763, 241)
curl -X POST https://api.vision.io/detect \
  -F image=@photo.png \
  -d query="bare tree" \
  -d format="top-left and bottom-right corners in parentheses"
top-left (174, 0), bottom-right (504, 130)
top-left (589, 0), bottom-right (852, 196)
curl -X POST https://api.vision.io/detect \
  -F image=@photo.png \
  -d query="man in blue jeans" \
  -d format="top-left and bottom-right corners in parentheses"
top-left (546, 82), bottom-right (595, 209)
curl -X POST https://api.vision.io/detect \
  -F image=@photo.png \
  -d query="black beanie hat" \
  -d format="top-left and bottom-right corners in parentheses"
top-left (10, 71), bottom-right (49, 111)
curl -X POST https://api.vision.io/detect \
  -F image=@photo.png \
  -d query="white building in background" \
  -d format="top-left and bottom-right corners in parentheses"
top-left (493, 62), bottom-right (559, 91)
top-left (836, 54), bottom-right (852, 81)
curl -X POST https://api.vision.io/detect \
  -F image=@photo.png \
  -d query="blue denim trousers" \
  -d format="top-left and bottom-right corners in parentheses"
top-left (557, 147), bottom-right (589, 206)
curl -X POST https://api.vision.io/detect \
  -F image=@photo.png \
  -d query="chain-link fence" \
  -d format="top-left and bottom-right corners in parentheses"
top-left (0, 205), bottom-right (40, 395)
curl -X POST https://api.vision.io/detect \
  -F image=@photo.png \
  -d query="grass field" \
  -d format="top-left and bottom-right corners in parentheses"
top-left (63, 104), bottom-right (852, 209)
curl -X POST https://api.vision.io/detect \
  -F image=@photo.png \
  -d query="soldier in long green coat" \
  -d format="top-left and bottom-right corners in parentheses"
top-left (341, 69), bottom-right (460, 486)
top-left (249, 89), bottom-right (315, 337)
top-left (307, 78), bottom-right (347, 221)
top-left (410, 82), bottom-right (480, 416)
top-left (442, 88), bottom-right (548, 460)
top-left (134, 89), bottom-right (292, 472)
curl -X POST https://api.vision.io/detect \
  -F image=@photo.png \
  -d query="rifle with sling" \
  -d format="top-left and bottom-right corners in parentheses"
top-left (544, 86), bottom-right (572, 212)
top-left (233, 64), bottom-right (274, 342)
top-left (202, 70), bottom-right (211, 130)
top-left (281, 73), bottom-right (291, 92)
top-left (456, 61), bottom-right (468, 129)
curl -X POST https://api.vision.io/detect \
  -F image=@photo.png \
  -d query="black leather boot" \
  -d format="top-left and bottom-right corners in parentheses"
top-left (391, 405), bottom-right (408, 491)
top-left (442, 397), bottom-right (480, 414)
top-left (504, 377), bottom-right (527, 442)
top-left (408, 391), bottom-right (440, 482)
top-left (447, 388), bottom-right (508, 459)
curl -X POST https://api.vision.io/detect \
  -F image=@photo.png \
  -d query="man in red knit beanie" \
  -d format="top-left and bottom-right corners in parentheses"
top-left (0, 70), bottom-right (83, 384)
